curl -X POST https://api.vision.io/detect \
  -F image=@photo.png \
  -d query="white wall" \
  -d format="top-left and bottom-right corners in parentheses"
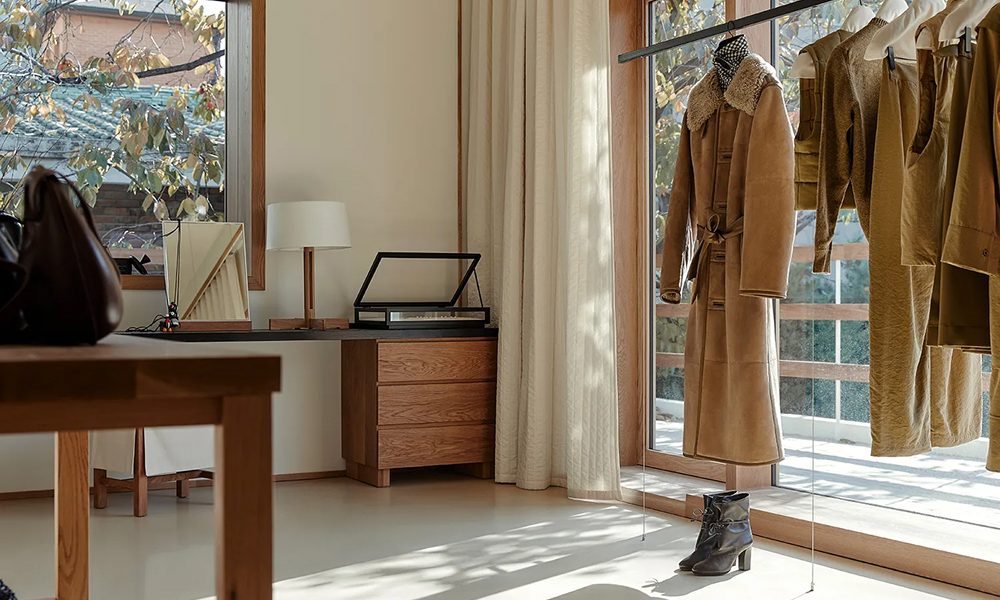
top-left (0, 0), bottom-right (459, 493)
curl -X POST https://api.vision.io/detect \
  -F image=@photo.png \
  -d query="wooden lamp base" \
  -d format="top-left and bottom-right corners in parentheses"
top-left (268, 246), bottom-right (350, 331)
top-left (269, 317), bottom-right (349, 331)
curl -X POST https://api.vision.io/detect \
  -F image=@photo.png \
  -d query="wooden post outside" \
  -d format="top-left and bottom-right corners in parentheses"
top-left (56, 431), bottom-right (89, 600)
top-left (729, 0), bottom-right (774, 58)
top-left (215, 395), bottom-right (273, 599)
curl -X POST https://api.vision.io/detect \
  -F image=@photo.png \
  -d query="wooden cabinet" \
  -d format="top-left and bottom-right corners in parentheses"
top-left (341, 337), bottom-right (498, 487)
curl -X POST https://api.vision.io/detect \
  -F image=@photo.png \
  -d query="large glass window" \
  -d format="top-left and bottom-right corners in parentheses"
top-left (649, 0), bottom-right (998, 526)
top-left (0, 0), bottom-right (227, 274)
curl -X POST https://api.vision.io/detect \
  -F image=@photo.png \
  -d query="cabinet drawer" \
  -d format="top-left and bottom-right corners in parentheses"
top-left (378, 382), bottom-right (496, 426)
top-left (378, 424), bottom-right (494, 469)
top-left (378, 340), bottom-right (497, 383)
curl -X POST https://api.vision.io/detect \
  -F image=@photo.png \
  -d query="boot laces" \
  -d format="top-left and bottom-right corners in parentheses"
top-left (705, 519), bottom-right (742, 539)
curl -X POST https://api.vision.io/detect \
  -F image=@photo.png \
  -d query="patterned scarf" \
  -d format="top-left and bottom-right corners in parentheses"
top-left (714, 35), bottom-right (749, 91)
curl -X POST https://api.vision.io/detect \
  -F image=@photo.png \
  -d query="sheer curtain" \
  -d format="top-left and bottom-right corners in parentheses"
top-left (465, 0), bottom-right (621, 501)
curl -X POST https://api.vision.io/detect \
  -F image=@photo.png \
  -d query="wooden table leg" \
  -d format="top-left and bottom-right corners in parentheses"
top-left (133, 428), bottom-right (148, 517)
top-left (93, 469), bottom-right (108, 510)
top-left (215, 395), bottom-right (273, 599)
top-left (56, 431), bottom-right (89, 600)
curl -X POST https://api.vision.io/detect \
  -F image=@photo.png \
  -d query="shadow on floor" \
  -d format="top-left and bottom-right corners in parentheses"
top-left (551, 584), bottom-right (656, 599)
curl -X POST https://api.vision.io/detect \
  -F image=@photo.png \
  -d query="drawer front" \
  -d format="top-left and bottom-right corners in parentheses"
top-left (378, 382), bottom-right (496, 426)
top-left (378, 424), bottom-right (494, 469)
top-left (378, 340), bottom-right (497, 383)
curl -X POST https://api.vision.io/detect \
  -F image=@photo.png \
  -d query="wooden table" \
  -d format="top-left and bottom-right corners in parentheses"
top-left (0, 335), bottom-right (281, 599)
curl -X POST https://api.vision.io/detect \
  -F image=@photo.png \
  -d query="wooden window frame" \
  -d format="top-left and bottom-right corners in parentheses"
top-left (122, 0), bottom-right (266, 292)
top-left (610, 1), bottom-right (999, 594)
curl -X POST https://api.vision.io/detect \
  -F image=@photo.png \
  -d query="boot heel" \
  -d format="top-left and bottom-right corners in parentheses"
top-left (738, 548), bottom-right (751, 571)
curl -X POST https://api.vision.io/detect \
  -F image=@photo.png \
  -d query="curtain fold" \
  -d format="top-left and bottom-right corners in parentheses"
top-left (466, 0), bottom-right (621, 501)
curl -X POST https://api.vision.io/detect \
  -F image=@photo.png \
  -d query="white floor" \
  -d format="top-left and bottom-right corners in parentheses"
top-left (0, 472), bottom-right (991, 600)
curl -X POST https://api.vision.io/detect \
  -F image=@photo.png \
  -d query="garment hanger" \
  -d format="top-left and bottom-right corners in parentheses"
top-left (939, 0), bottom-right (1000, 42)
top-left (874, 0), bottom-right (909, 22)
top-left (790, 2), bottom-right (874, 79)
top-left (716, 28), bottom-right (745, 50)
top-left (843, 4), bottom-right (877, 31)
top-left (864, 0), bottom-right (947, 61)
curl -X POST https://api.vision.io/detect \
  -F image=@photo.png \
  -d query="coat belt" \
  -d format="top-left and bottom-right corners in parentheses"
top-left (685, 214), bottom-right (744, 300)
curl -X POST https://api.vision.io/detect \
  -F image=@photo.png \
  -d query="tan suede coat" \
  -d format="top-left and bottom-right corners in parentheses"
top-left (943, 4), bottom-right (1000, 471)
top-left (660, 53), bottom-right (795, 466)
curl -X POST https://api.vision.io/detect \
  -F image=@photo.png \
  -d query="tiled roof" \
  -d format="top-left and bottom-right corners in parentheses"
top-left (71, 0), bottom-right (181, 16)
top-left (5, 85), bottom-right (224, 158)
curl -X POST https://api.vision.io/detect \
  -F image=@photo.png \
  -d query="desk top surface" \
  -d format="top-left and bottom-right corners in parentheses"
top-left (0, 335), bottom-right (281, 404)
top-left (0, 334), bottom-right (277, 363)
top-left (124, 326), bottom-right (499, 343)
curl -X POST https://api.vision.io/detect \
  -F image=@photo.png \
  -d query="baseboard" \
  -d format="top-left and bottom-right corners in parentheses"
top-left (274, 470), bottom-right (346, 482)
top-left (0, 488), bottom-right (55, 501)
top-left (0, 470), bottom-right (348, 502)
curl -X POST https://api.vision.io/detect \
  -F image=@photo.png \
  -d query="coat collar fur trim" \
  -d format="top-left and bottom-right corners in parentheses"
top-left (686, 53), bottom-right (779, 131)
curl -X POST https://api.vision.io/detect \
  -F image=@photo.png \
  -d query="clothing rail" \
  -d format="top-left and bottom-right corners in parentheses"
top-left (618, 0), bottom-right (838, 63)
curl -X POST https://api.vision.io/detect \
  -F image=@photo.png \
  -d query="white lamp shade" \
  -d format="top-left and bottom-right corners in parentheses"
top-left (266, 201), bottom-right (352, 251)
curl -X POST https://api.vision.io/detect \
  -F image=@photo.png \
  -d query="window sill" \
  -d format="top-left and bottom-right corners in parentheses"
top-left (621, 466), bottom-right (1000, 596)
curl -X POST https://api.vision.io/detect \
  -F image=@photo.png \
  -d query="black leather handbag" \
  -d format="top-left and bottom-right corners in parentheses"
top-left (0, 167), bottom-right (124, 344)
top-left (0, 578), bottom-right (16, 600)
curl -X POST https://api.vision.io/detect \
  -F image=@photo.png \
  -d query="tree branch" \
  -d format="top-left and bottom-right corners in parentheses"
top-left (136, 49), bottom-right (225, 79)
top-left (0, 88), bottom-right (49, 104)
top-left (42, 0), bottom-right (84, 16)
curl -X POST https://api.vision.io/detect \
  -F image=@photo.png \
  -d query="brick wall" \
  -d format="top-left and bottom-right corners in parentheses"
top-left (93, 183), bottom-right (225, 247)
top-left (52, 11), bottom-right (216, 88)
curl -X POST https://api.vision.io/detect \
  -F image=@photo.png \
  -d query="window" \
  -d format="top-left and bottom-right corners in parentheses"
top-left (0, 0), bottom-right (262, 287)
top-left (648, 0), bottom-right (998, 527)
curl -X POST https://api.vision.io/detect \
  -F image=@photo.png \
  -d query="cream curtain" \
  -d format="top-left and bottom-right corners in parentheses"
top-left (465, 0), bottom-right (621, 500)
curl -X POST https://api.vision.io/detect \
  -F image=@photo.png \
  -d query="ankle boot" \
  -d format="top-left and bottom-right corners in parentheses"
top-left (677, 490), bottom-right (738, 571)
top-left (691, 492), bottom-right (753, 576)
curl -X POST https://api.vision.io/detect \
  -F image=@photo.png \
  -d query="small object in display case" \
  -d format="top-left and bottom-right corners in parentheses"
top-left (353, 251), bottom-right (490, 329)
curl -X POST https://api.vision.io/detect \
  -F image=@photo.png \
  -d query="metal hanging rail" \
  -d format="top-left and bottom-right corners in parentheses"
top-left (618, 0), bottom-right (838, 63)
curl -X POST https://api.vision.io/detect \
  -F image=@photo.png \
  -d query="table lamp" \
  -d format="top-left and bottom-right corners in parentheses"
top-left (266, 200), bottom-right (352, 330)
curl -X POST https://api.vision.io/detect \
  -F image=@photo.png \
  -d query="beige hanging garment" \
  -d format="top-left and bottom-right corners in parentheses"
top-left (794, 29), bottom-right (854, 210)
top-left (943, 5), bottom-right (1000, 470)
top-left (901, 2), bottom-right (991, 353)
top-left (869, 58), bottom-right (982, 456)
top-left (879, 4), bottom-right (984, 455)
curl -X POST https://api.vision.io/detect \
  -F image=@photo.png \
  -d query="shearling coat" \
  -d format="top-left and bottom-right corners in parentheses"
top-left (943, 4), bottom-right (1000, 471)
top-left (660, 53), bottom-right (795, 466)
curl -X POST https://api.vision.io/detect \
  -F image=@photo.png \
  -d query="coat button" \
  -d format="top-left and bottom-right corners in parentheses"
top-left (983, 249), bottom-right (990, 257)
